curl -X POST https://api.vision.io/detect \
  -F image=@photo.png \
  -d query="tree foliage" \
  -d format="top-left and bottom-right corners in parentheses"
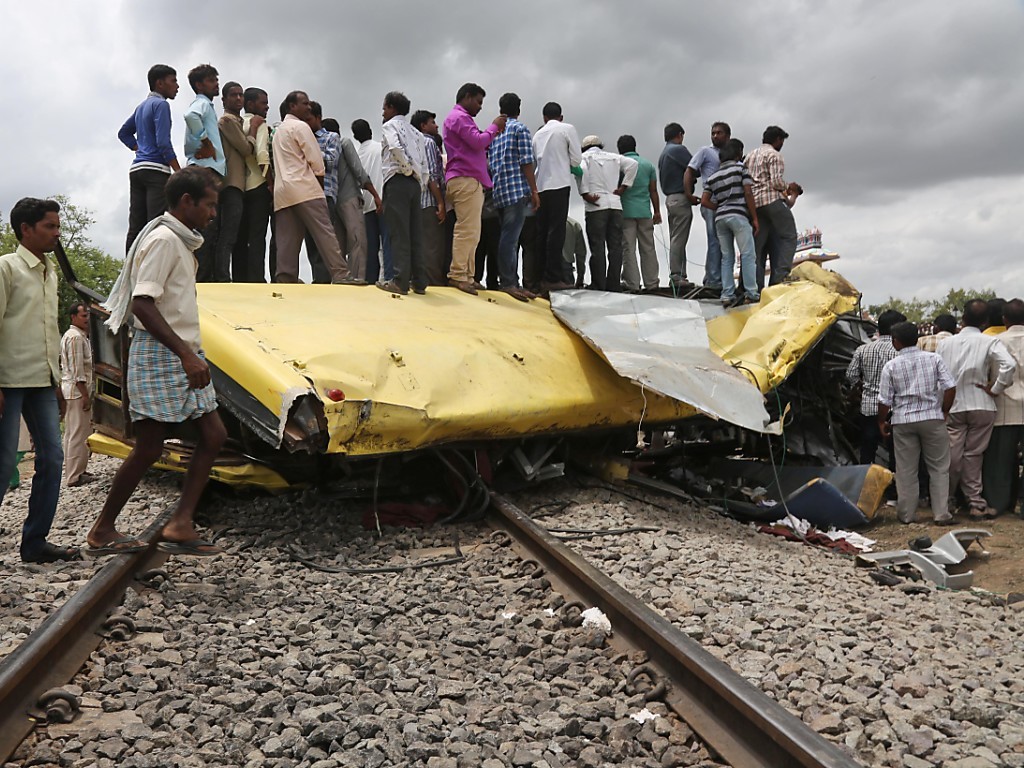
top-left (868, 287), bottom-right (998, 324)
top-left (0, 196), bottom-right (122, 333)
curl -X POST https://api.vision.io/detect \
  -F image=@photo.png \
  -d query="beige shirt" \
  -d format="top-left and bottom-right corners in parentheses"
top-left (0, 245), bottom-right (60, 387)
top-left (130, 226), bottom-right (203, 352)
top-left (218, 114), bottom-right (256, 191)
top-left (242, 114), bottom-right (270, 191)
top-left (60, 325), bottom-right (92, 399)
top-left (271, 114), bottom-right (325, 211)
top-left (995, 326), bottom-right (1024, 426)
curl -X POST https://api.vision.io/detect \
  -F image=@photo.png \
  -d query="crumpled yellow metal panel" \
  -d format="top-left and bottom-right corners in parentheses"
top-left (706, 263), bottom-right (860, 392)
top-left (196, 285), bottom-right (696, 456)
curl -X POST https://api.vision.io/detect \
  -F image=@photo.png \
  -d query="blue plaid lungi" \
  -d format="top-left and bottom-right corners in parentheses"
top-left (127, 329), bottom-right (218, 423)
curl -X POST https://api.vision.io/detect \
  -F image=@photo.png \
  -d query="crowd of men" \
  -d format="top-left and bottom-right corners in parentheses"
top-left (848, 298), bottom-right (1024, 525)
top-left (118, 63), bottom-right (803, 304)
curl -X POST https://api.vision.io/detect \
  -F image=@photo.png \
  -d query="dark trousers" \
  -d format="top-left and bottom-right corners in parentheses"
top-left (474, 215), bottom-right (501, 289)
top-left (860, 413), bottom-right (895, 469)
top-left (983, 425), bottom-right (1024, 514)
top-left (754, 199), bottom-right (797, 289)
top-left (585, 209), bottom-right (624, 292)
top-left (365, 210), bottom-right (394, 284)
top-left (196, 182), bottom-right (241, 283)
top-left (232, 184), bottom-right (272, 282)
top-left (536, 188), bottom-right (570, 283)
top-left (0, 387), bottom-right (63, 559)
top-left (126, 168), bottom-right (169, 254)
top-left (382, 176), bottom-right (426, 291)
top-left (519, 216), bottom-right (541, 291)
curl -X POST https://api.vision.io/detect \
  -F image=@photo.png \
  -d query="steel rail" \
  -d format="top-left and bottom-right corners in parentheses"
top-left (489, 493), bottom-right (861, 768)
top-left (0, 515), bottom-right (169, 762)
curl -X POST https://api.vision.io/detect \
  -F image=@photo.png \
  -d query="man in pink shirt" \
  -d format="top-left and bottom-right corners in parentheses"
top-left (442, 83), bottom-right (506, 295)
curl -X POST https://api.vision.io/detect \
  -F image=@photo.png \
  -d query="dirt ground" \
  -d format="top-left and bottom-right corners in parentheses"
top-left (864, 503), bottom-right (1024, 595)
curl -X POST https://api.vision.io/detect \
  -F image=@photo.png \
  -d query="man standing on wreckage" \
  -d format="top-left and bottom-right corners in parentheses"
top-left (84, 167), bottom-right (227, 557)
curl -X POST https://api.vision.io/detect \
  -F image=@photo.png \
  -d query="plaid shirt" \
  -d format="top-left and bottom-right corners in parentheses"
top-left (421, 134), bottom-right (444, 209)
top-left (917, 330), bottom-right (952, 352)
top-left (847, 335), bottom-right (897, 416)
top-left (879, 347), bottom-right (956, 425)
top-left (314, 128), bottom-right (341, 201)
top-left (488, 117), bottom-right (535, 209)
top-left (744, 144), bottom-right (787, 208)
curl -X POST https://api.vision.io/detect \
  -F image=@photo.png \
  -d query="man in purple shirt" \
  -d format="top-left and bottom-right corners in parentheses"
top-left (118, 64), bottom-right (181, 254)
top-left (442, 83), bottom-right (506, 295)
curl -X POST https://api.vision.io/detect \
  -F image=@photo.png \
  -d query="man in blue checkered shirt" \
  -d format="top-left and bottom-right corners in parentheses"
top-left (487, 93), bottom-right (540, 302)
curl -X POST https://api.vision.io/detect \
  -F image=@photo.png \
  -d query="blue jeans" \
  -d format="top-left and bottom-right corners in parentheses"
top-left (364, 211), bottom-right (395, 284)
top-left (0, 387), bottom-right (64, 559)
top-left (498, 198), bottom-right (529, 288)
top-left (701, 205), bottom-right (722, 289)
top-left (715, 214), bottom-right (759, 301)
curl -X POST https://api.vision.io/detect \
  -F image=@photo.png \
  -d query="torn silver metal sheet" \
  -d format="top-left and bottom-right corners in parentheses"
top-left (856, 529), bottom-right (991, 589)
top-left (549, 291), bottom-right (776, 434)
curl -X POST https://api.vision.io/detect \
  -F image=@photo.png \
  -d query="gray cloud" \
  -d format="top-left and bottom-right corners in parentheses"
top-left (1, 0), bottom-right (1022, 305)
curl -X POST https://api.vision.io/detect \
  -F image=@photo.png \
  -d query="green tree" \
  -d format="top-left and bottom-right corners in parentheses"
top-left (868, 287), bottom-right (998, 324)
top-left (0, 196), bottom-right (122, 332)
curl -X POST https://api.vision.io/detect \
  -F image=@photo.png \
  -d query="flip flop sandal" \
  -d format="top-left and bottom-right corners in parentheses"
top-left (83, 537), bottom-right (148, 557)
top-left (157, 539), bottom-right (224, 557)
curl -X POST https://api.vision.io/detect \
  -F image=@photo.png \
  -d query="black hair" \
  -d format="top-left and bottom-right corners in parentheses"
top-left (616, 135), bottom-right (636, 154)
top-left (933, 313), bottom-right (957, 334)
top-left (542, 102), bottom-right (562, 119)
top-left (281, 90), bottom-right (308, 119)
top-left (762, 125), bottom-right (790, 144)
top-left (877, 308), bottom-right (908, 336)
top-left (67, 301), bottom-right (87, 318)
top-left (498, 92), bottom-right (521, 117)
top-left (664, 122), bottom-right (684, 142)
top-left (411, 109), bottom-right (436, 131)
top-left (165, 166), bottom-right (220, 209)
top-left (187, 63), bottom-right (218, 92)
top-left (221, 81), bottom-right (242, 98)
top-left (1004, 299), bottom-right (1024, 327)
top-left (718, 138), bottom-right (745, 163)
top-left (711, 121), bottom-right (731, 136)
top-left (962, 299), bottom-right (990, 328)
top-left (322, 118), bottom-right (340, 134)
top-left (352, 119), bottom-right (372, 142)
top-left (891, 321), bottom-right (919, 348)
top-left (147, 64), bottom-right (176, 91)
top-left (10, 198), bottom-right (60, 242)
top-left (987, 298), bottom-right (1007, 328)
top-left (243, 87), bottom-right (266, 107)
top-left (456, 83), bottom-right (485, 103)
top-left (309, 100), bottom-right (323, 119)
top-left (383, 91), bottom-right (410, 116)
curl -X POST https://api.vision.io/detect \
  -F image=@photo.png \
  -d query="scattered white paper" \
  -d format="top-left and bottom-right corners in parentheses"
top-left (545, 608), bottom-right (556, 616)
top-left (630, 708), bottom-right (659, 724)
top-left (501, 611), bottom-right (517, 620)
top-left (771, 516), bottom-right (876, 552)
top-left (580, 606), bottom-right (612, 633)
top-left (245, 618), bottom-right (256, 626)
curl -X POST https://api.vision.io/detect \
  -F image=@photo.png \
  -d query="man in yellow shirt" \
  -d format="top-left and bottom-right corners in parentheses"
top-left (0, 198), bottom-right (80, 562)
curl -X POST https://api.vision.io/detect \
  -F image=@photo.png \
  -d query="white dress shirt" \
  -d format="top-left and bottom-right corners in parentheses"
top-left (577, 148), bottom-right (639, 212)
top-left (357, 139), bottom-right (384, 214)
top-left (937, 327), bottom-right (1016, 413)
top-left (381, 115), bottom-right (428, 190)
top-left (993, 325), bottom-right (1024, 426)
top-left (532, 120), bottom-right (583, 192)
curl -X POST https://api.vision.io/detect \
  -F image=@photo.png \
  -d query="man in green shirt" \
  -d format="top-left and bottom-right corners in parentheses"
top-left (617, 135), bottom-right (662, 292)
top-left (0, 198), bottom-right (80, 562)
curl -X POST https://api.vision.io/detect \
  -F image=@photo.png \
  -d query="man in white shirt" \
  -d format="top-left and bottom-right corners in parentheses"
top-left (377, 91), bottom-right (429, 295)
top-left (60, 302), bottom-right (93, 487)
top-left (937, 299), bottom-right (1016, 518)
top-left (532, 101), bottom-right (582, 294)
top-left (353, 119), bottom-right (393, 285)
top-left (576, 135), bottom-right (638, 292)
top-left (982, 299), bottom-right (1024, 516)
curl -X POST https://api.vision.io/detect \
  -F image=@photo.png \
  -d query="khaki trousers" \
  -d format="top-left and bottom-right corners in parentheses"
top-left (62, 397), bottom-right (91, 485)
top-left (275, 198), bottom-right (350, 283)
top-left (893, 419), bottom-right (950, 523)
top-left (334, 196), bottom-right (368, 281)
top-left (621, 217), bottom-right (659, 291)
top-left (447, 177), bottom-right (484, 283)
top-left (947, 410), bottom-right (996, 509)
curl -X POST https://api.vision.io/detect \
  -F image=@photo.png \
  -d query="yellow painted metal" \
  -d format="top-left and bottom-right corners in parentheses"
top-left (87, 433), bottom-right (292, 490)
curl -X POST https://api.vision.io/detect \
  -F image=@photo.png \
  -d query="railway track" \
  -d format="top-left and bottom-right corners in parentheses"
top-left (1, 492), bottom-right (861, 767)
top-left (0, 513), bottom-right (169, 763)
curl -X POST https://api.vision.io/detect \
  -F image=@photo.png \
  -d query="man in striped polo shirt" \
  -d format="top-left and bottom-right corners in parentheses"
top-left (700, 139), bottom-right (759, 307)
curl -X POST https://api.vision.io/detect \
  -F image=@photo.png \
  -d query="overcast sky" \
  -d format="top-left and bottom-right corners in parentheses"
top-left (2, 0), bottom-right (1022, 306)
